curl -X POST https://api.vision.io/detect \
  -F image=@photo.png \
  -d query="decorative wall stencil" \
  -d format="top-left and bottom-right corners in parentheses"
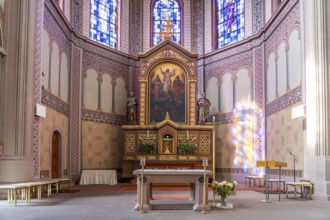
top-left (266, 85), bottom-right (302, 116)
top-left (42, 89), bottom-right (69, 116)
top-left (70, 45), bottom-right (82, 175)
top-left (33, 0), bottom-right (44, 177)
top-left (72, 0), bottom-right (83, 34)
top-left (82, 50), bottom-right (128, 85)
top-left (253, 0), bottom-right (263, 33)
top-left (81, 109), bottom-right (126, 125)
top-left (191, 0), bottom-right (203, 54)
top-left (211, 109), bottom-right (254, 125)
top-left (130, 0), bottom-right (142, 55)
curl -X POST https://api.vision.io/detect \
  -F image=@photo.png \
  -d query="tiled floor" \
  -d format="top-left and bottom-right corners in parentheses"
top-left (0, 188), bottom-right (329, 220)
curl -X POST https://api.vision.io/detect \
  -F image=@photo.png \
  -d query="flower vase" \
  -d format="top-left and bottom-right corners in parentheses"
top-left (216, 196), bottom-right (233, 209)
top-left (220, 196), bottom-right (227, 207)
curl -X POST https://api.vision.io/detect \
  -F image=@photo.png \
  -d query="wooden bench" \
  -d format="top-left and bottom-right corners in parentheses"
top-left (245, 176), bottom-right (265, 187)
top-left (286, 181), bottom-right (313, 200)
top-left (0, 178), bottom-right (70, 206)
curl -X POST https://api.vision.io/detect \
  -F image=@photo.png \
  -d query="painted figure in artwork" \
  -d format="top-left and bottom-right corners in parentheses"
top-left (197, 92), bottom-right (211, 124)
top-left (172, 75), bottom-right (184, 102)
top-left (126, 92), bottom-right (138, 122)
top-left (160, 67), bottom-right (176, 95)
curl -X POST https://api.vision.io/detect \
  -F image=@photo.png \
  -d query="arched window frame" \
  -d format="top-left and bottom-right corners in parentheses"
top-left (213, 0), bottom-right (245, 49)
top-left (151, 0), bottom-right (183, 46)
top-left (90, 0), bottom-right (120, 49)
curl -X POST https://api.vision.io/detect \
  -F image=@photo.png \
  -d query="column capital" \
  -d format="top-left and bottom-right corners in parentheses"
top-left (97, 74), bottom-right (103, 83)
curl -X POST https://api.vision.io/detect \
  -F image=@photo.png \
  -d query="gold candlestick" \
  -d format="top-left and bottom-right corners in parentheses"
top-left (201, 159), bottom-right (209, 214)
top-left (139, 158), bottom-right (146, 214)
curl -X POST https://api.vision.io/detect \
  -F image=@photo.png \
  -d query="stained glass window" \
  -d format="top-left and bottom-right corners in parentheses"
top-left (90, 0), bottom-right (119, 49)
top-left (216, 0), bottom-right (244, 48)
top-left (152, 0), bottom-right (181, 46)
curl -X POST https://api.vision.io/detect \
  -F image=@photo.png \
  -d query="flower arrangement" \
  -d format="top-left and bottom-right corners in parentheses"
top-left (212, 180), bottom-right (238, 199)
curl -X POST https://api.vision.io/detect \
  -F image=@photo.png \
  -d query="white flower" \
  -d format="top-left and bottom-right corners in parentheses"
top-left (233, 181), bottom-right (238, 186)
top-left (227, 183), bottom-right (233, 188)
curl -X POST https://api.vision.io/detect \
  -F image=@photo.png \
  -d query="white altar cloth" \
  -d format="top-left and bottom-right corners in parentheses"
top-left (79, 170), bottom-right (117, 185)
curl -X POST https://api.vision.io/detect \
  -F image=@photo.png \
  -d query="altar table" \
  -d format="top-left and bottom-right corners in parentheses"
top-left (133, 169), bottom-right (212, 212)
top-left (79, 170), bottom-right (117, 185)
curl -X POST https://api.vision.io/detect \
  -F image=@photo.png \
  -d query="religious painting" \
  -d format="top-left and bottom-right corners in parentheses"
top-left (149, 62), bottom-right (186, 123)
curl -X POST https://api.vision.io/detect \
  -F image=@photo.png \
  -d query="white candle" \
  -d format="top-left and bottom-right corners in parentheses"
top-left (147, 130), bottom-right (149, 139)
top-left (187, 130), bottom-right (189, 139)
top-left (140, 158), bottom-right (146, 166)
top-left (203, 159), bottom-right (208, 166)
top-left (213, 116), bottom-right (215, 124)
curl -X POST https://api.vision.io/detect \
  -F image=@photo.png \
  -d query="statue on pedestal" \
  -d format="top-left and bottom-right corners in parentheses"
top-left (127, 92), bottom-right (138, 123)
top-left (197, 92), bottom-right (211, 124)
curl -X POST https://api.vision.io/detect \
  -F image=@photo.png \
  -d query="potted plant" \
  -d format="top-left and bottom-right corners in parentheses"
top-left (177, 143), bottom-right (196, 154)
top-left (139, 143), bottom-right (156, 154)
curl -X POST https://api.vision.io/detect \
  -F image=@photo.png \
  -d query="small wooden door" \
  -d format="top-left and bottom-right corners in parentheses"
top-left (51, 131), bottom-right (61, 179)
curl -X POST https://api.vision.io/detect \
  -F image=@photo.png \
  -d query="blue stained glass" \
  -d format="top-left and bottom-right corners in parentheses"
top-left (216, 0), bottom-right (244, 48)
top-left (152, 0), bottom-right (181, 46)
top-left (90, 0), bottom-right (118, 49)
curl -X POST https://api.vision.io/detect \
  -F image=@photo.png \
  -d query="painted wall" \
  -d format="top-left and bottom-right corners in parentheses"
top-left (39, 107), bottom-right (69, 178)
top-left (83, 68), bottom-right (127, 115)
top-left (81, 120), bottom-right (124, 169)
top-left (267, 103), bottom-right (304, 173)
top-left (41, 29), bottom-right (69, 103)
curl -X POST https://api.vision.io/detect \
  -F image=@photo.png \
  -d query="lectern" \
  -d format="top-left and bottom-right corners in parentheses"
top-left (257, 160), bottom-right (287, 201)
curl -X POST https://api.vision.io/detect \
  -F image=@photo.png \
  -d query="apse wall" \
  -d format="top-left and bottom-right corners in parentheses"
top-left (41, 0), bottom-right (130, 180)
top-left (204, 0), bottom-right (303, 178)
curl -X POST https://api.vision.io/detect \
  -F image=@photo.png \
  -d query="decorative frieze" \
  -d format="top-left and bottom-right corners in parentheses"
top-left (253, 0), bottom-right (263, 33)
top-left (191, 0), bottom-right (203, 55)
top-left (41, 89), bottom-right (69, 116)
top-left (211, 109), bottom-right (254, 125)
top-left (130, 0), bottom-right (143, 56)
top-left (266, 85), bottom-right (302, 116)
top-left (81, 109), bottom-right (126, 125)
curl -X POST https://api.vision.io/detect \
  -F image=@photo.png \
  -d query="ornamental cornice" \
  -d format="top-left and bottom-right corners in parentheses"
top-left (41, 89), bottom-right (69, 117)
top-left (210, 109), bottom-right (254, 125)
top-left (82, 109), bottom-right (126, 125)
top-left (266, 85), bottom-right (302, 116)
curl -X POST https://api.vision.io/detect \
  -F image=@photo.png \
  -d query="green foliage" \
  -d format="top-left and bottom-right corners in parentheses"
top-left (212, 180), bottom-right (238, 198)
top-left (177, 143), bottom-right (196, 154)
top-left (139, 143), bottom-right (156, 154)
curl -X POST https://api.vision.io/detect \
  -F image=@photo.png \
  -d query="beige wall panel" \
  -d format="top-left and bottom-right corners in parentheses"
top-left (60, 53), bottom-right (69, 102)
top-left (206, 76), bottom-right (219, 114)
top-left (267, 52), bottom-right (276, 102)
top-left (114, 77), bottom-right (127, 115)
top-left (220, 73), bottom-right (233, 113)
top-left (81, 120), bottom-right (124, 169)
top-left (50, 42), bottom-right (60, 95)
top-left (39, 107), bottom-right (69, 175)
top-left (267, 102), bottom-right (304, 171)
top-left (84, 69), bottom-right (98, 110)
top-left (236, 68), bottom-right (251, 105)
top-left (288, 30), bottom-right (302, 88)
top-left (277, 42), bottom-right (287, 96)
top-left (101, 74), bottom-right (112, 113)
